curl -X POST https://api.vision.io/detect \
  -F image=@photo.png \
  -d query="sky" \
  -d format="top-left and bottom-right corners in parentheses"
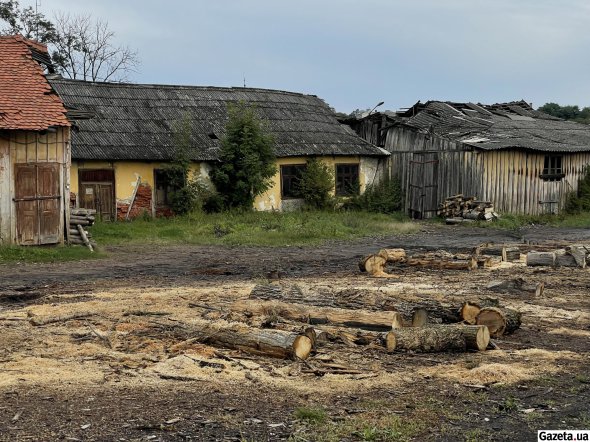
top-left (24, 0), bottom-right (590, 113)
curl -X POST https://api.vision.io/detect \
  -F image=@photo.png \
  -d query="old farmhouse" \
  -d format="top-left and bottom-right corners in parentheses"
top-left (0, 36), bottom-right (71, 245)
top-left (49, 79), bottom-right (388, 219)
top-left (348, 101), bottom-right (590, 218)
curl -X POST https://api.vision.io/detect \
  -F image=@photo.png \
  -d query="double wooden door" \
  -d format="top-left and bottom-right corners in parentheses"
top-left (14, 163), bottom-right (61, 245)
top-left (80, 182), bottom-right (115, 221)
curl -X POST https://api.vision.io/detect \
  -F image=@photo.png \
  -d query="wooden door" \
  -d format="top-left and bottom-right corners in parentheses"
top-left (79, 169), bottom-right (115, 221)
top-left (14, 163), bottom-right (61, 245)
top-left (408, 152), bottom-right (439, 219)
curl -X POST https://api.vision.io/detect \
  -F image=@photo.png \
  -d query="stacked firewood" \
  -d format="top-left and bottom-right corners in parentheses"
top-left (476, 242), bottom-right (590, 269)
top-left (438, 194), bottom-right (499, 224)
top-left (69, 208), bottom-right (97, 251)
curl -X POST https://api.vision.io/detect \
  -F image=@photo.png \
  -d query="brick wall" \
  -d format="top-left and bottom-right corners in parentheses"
top-left (116, 182), bottom-right (153, 220)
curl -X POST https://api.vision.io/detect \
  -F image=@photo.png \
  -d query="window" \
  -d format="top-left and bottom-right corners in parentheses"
top-left (541, 155), bottom-right (565, 181)
top-left (154, 169), bottom-right (181, 206)
top-left (335, 164), bottom-right (360, 196)
top-left (281, 164), bottom-right (306, 198)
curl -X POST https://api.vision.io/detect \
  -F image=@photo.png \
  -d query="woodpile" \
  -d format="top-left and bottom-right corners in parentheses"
top-left (438, 194), bottom-right (499, 224)
top-left (69, 208), bottom-right (97, 251)
top-left (359, 248), bottom-right (478, 277)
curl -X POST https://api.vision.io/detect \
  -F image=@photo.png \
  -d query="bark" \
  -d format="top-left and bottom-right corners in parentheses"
top-left (526, 252), bottom-right (556, 267)
top-left (502, 247), bottom-right (521, 262)
top-left (377, 248), bottom-right (406, 262)
top-left (384, 326), bottom-right (466, 353)
top-left (476, 307), bottom-right (521, 337)
top-left (486, 278), bottom-right (544, 297)
top-left (567, 245), bottom-right (589, 268)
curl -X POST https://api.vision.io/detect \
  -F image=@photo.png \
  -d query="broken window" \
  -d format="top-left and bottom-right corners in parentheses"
top-left (541, 155), bottom-right (565, 181)
top-left (281, 164), bottom-right (306, 198)
top-left (335, 164), bottom-right (360, 196)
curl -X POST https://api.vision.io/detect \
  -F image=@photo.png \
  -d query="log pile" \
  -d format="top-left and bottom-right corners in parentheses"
top-left (359, 248), bottom-right (478, 277)
top-left (438, 194), bottom-right (499, 224)
top-left (526, 245), bottom-right (590, 268)
top-left (69, 208), bottom-right (97, 251)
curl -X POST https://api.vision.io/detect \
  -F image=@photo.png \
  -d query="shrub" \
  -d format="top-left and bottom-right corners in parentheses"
top-left (565, 166), bottom-right (590, 213)
top-left (210, 102), bottom-right (277, 210)
top-left (346, 175), bottom-right (403, 213)
top-left (297, 158), bottom-right (335, 210)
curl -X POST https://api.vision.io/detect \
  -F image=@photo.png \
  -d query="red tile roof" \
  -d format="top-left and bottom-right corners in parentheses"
top-left (0, 35), bottom-right (69, 130)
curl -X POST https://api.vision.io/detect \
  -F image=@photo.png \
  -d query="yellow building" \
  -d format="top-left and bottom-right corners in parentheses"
top-left (50, 80), bottom-right (388, 219)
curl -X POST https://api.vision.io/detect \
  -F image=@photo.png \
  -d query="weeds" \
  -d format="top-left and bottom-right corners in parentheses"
top-left (0, 245), bottom-right (102, 264)
top-left (294, 406), bottom-right (327, 425)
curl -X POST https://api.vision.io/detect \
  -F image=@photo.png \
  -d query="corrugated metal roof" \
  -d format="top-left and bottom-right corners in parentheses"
top-left (402, 100), bottom-right (590, 152)
top-left (50, 79), bottom-right (385, 160)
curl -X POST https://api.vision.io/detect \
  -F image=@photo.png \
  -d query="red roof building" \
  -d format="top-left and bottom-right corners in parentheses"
top-left (0, 35), bottom-right (69, 130)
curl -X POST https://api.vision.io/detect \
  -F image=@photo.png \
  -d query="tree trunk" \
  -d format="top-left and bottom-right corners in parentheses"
top-left (486, 278), bottom-right (544, 297)
top-left (526, 252), bottom-right (556, 267)
top-left (185, 319), bottom-right (312, 360)
top-left (377, 248), bottom-right (406, 262)
top-left (449, 324), bottom-right (490, 351)
top-left (384, 326), bottom-right (466, 353)
top-left (403, 257), bottom-right (478, 271)
top-left (555, 249), bottom-right (578, 267)
top-left (231, 299), bottom-right (398, 332)
top-left (567, 245), bottom-right (589, 268)
top-left (502, 246), bottom-right (521, 262)
top-left (459, 302), bottom-right (482, 325)
top-left (358, 255), bottom-right (391, 277)
top-left (476, 307), bottom-right (521, 337)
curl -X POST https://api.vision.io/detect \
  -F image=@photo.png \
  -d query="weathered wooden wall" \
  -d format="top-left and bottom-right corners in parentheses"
top-left (383, 126), bottom-right (590, 216)
top-left (0, 128), bottom-right (70, 244)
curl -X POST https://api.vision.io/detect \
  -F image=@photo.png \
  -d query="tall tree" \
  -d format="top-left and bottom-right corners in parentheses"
top-left (210, 103), bottom-right (277, 210)
top-left (538, 102), bottom-right (590, 123)
top-left (0, 1), bottom-right (139, 82)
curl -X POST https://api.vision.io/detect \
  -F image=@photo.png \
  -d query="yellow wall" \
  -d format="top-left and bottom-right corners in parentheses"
top-left (254, 155), bottom-right (369, 211)
top-left (71, 160), bottom-right (202, 203)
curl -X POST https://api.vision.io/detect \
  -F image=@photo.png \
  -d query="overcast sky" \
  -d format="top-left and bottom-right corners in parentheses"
top-left (29, 0), bottom-right (590, 113)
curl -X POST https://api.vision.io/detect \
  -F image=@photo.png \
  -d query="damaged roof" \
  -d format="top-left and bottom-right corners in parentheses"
top-left (49, 78), bottom-right (386, 161)
top-left (0, 35), bottom-right (69, 131)
top-left (398, 100), bottom-right (590, 153)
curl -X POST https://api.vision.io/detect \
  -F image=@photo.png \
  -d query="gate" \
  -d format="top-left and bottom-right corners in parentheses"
top-left (14, 163), bottom-right (61, 245)
top-left (408, 152), bottom-right (439, 219)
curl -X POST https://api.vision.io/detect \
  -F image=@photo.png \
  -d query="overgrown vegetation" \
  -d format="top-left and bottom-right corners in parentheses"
top-left (538, 102), bottom-right (590, 124)
top-left (209, 102), bottom-right (276, 211)
top-left (297, 158), bottom-right (335, 210)
top-left (0, 245), bottom-right (102, 263)
top-left (565, 166), bottom-right (590, 214)
top-left (92, 210), bottom-right (417, 247)
top-left (346, 176), bottom-right (403, 213)
top-left (473, 212), bottom-right (590, 230)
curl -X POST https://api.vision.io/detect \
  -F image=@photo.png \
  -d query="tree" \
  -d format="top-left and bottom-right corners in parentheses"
top-left (297, 158), bottom-right (335, 210)
top-left (0, 1), bottom-right (139, 82)
top-left (210, 102), bottom-right (277, 210)
top-left (538, 102), bottom-right (590, 124)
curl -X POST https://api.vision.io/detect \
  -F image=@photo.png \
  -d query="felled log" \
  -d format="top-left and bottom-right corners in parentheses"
top-left (526, 252), bottom-right (556, 267)
top-left (230, 299), bottom-right (398, 332)
top-left (403, 256), bottom-right (478, 271)
top-left (185, 319), bottom-right (312, 360)
top-left (475, 307), bottom-right (521, 337)
top-left (485, 278), bottom-right (544, 297)
top-left (451, 325), bottom-right (490, 351)
top-left (567, 245), bottom-right (588, 268)
top-left (378, 248), bottom-right (406, 262)
top-left (77, 224), bottom-right (94, 252)
top-left (358, 255), bottom-right (392, 277)
top-left (384, 326), bottom-right (466, 353)
top-left (458, 298), bottom-right (500, 324)
top-left (555, 249), bottom-right (578, 267)
top-left (502, 247), bottom-right (521, 262)
top-left (411, 309), bottom-right (428, 327)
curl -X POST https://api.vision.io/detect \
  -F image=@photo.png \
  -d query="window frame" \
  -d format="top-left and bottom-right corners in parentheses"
top-left (280, 164), bottom-right (307, 199)
top-left (154, 168), bottom-right (181, 207)
top-left (540, 155), bottom-right (565, 181)
top-left (335, 163), bottom-right (360, 196)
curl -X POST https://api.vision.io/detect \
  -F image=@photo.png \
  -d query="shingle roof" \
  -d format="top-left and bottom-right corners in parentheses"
top-left (0, 35), bottom-right (69, 130)
top-left (49, 79), bottom-right (386, 161)
top-left (400, 100), bottom-right (590, 153)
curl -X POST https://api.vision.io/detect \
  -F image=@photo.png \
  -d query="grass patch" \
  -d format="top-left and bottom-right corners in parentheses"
top-left (474, 212), bottom-right (590, 230)
top-left (92, 210), bottom-right (418, 247)
top-left (0, 245), bottom-right (102, 264)
top-left (294, 406), bottom-right (327, 425)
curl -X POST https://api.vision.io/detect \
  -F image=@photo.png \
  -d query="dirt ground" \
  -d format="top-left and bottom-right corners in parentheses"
top-left (0, 224), bottom-right (589, 441)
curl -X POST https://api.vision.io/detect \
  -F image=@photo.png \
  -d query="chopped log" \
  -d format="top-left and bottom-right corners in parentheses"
top-left (526, 252), bottom-right (556, 267)
top-left (71, 208), bottom-right (96, 216)
top-left (230, 299), bottom-right (399, 332)
top-left (450, 325), bottom-right (490, 351)
top-left (486, 278), bottom-right (544, 297)
top-left (555, 249), bottom-right (578, 267)
top-left (476, 307), bottom-right (521, 337)
top-left (502, 247), bottom-right (521, 262)
top-left (68, 219), bottom-right (92, 226)
top-left (377, 248), bottom-right (406, 262)
top-left (391, 312), bottom-right (404, 329)
top-left (384, 326), bottom-right (466, 353)
top-left (459, 302), bottom-right (482, 325)
top-left (567, 245), bottom-right (588, 268)
top-left (77, 224), bottom-right (94, 252)
top-left (186, 319), bottom-right (312, 360)
top-left (358, 254), bottom-right (392, 277)
top-left (411, 309), bottom-right (428, 327)
top-left (463, 211), bottom-right (483, 221)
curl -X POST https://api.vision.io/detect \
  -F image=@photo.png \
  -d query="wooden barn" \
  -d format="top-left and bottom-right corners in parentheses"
top-left (0, 36), bottom-right (71, 245)
top-left (49, 79), bottom-right (388, 219)
top-left (346, 101), bottom-right (590, 218)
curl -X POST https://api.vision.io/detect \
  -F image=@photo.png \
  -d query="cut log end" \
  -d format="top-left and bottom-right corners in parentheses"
top-left (411, 309), bottom-right (428, 327)
top-left (391, 312), bottom-right (405, 329)
top-left (476, 307), bottom-right (506, 337)
top-left (460, 302), bottom-right (481, 325)
top-left (384, 331), bottom-right (396, 352)
top-left (292, 336), bottom-right (313, 360)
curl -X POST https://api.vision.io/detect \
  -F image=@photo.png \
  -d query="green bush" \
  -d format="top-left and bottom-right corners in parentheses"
top-left (565, 166), bottom-right (590, 213)
top-left (346, 175), bottom-right (403, 213)
top-left (297, 158), bottom-right (335, 210)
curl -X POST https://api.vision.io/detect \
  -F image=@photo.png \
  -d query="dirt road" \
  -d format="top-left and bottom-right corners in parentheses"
top-left (0, 223), bottom-right (589, 441)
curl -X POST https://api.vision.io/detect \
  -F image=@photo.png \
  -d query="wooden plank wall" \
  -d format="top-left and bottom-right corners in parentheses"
top-left (383, 126), bottom-right (590, 216)
top-left (0, 128), bottom-right (69, 244)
